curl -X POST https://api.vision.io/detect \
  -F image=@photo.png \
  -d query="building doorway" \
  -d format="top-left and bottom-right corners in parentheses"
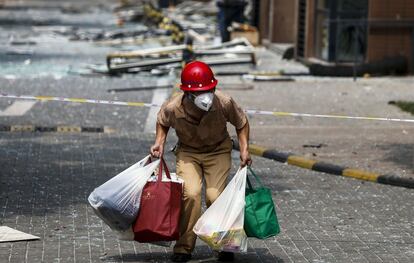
top-left (314, 0), bottom-right (369, 63)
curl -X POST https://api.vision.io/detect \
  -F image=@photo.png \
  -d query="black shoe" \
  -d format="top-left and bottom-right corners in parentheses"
top-left (170, 253), bottom-right (192, 262)
top-left (217, 251), bottom-right (234, 262)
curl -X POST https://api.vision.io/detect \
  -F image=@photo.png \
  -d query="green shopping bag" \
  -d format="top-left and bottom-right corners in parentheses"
top-left (244, 167), bottom-right (280, 239)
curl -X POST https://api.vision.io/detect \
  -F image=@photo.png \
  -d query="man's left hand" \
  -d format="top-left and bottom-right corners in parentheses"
top-left (240, 150), bottom-right (252, 167)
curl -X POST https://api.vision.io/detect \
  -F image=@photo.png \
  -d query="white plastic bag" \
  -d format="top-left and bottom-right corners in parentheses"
top-left (88, 155), bottom-right (160, 231)
top-left (193, 167), bottom-right (248, 252)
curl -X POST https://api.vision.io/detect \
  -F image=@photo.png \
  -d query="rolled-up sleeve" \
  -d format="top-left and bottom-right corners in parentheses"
top-left (225, 97), bottom-right (247, 129)
top-left (157, 101), bottom-right (174, 128)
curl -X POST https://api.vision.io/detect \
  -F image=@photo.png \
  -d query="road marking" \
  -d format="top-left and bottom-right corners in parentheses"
top-left (143, 79), bottom-right (171, 133)
top-left (343, 169), bottom-right (379, 182)
top-left (287, 156), bottom-right (317, 169)
top-left (248, 144), bottom-right (266, 156)
top-left (0, 101), bottom-right (36, 116)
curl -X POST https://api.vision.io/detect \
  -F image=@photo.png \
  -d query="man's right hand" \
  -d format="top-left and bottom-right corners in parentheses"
top-left (150, 143), bottom-right (164, 158)
top-left (151, 122), bottom-right (169, 158)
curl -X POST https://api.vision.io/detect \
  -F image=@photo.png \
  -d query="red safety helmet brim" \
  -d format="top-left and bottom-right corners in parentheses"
top-left (180, 79), bottom-right (218, 92)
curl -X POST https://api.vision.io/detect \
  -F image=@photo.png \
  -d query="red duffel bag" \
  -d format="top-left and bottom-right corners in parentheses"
top-left (133, 158), bottom-right (183, 242)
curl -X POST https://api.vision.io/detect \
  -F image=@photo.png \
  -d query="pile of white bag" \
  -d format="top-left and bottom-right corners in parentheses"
top-left (88, 155), bottom-right (250, 253)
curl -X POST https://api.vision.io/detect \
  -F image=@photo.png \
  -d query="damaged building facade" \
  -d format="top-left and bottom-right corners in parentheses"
top-left (259, 0), bottom-right (414, 75)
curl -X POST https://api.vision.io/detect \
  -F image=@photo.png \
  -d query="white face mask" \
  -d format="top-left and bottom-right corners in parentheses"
top-left (190, 92), bottom-right (214, 111)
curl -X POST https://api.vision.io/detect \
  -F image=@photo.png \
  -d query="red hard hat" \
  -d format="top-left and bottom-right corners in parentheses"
top-left (180, 61), bottom-right (218, 91)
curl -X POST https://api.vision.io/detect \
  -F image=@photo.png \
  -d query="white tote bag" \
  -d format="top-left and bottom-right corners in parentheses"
top-left (193, 166), bottom-right (248, 252)
top-left (88, 155), bottom-right (160, 231)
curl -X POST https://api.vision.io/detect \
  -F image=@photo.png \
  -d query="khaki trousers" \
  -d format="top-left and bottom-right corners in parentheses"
top-left (173, 149), bottom-right (231, 254)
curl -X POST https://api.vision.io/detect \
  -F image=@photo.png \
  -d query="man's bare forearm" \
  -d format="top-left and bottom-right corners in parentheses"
top-left (236, 121), bottom-right (249, 152)
top-left (155, 122), bottom-right (169, 144)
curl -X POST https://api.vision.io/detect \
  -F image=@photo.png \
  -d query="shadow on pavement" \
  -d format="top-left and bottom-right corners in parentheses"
top-left (379, 143), bottom-right (414, 173)
top-left (104, 248), bottom-right (285, 262)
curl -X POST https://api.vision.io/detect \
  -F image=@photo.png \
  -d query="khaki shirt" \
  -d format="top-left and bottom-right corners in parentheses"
top-left (157, 90), bottom-right (247, 153)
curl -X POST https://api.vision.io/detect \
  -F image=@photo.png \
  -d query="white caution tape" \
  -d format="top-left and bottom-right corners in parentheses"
top-left (244, 109), bottom-right (414, 123)
top-left (1, 93), bottom-right (414, 123)
top-left (0, 93), bottom-right (158, 108)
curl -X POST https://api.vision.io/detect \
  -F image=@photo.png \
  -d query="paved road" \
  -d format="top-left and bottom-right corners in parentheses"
top-left (1, 1), bottom-right (414, 263)
top-left (1, 132), bottom-right (414, 263)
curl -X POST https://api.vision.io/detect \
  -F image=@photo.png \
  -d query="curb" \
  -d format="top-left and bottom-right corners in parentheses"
top-left (233, 141), bottom-right (414, 189)
top-left (0, 125), bottom-right (113, 133)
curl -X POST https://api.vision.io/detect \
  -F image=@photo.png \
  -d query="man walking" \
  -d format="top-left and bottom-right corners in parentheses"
top-left (150, 61), bottom-right (251, 262)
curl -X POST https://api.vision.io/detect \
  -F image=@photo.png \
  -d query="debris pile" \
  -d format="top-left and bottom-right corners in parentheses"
top-left (96, 2), bottom-right (257, 76)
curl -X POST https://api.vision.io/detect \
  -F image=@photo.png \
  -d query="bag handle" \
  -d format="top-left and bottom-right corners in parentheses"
top-left (246, 166), bottom-right (264, 190)
top-left (145, 155), bottom-right (152, 165)
top-left (157, 157), bottom-right (171, 182)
